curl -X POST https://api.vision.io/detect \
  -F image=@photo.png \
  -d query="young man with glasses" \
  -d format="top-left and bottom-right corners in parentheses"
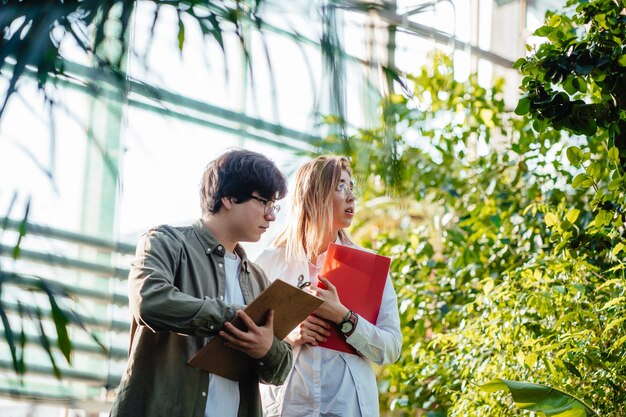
top-left (111, 149), bottom-right (292, 417)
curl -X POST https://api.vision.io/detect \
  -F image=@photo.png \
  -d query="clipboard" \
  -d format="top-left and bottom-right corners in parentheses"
top-left (317, 243), bottom-right (391, 354)
top-left (187, 279), bottom-right (322, 380)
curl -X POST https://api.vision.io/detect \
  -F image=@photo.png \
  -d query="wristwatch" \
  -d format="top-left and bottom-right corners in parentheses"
top-left (338, 310), bottom-right (358, 337)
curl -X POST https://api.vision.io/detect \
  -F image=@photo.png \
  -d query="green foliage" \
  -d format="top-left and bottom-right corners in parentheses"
top-left (479, 379), bottom-right (598, 416)
top-left (315, 47), bottom-right (625, 415)
top-left (515, 0), bottom-right (626, 166)
top-left (0, 205), bottom-right (107, 378)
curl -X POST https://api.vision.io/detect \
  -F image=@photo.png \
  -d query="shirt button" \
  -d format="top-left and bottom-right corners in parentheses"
top-left (259, 361), bottom-right (264, 366)
top-left (218, 263), bottom-right (223, 268)
top-left (209, 325), bottom-right (214, 330)
top-left (219, 295), bottom-right (224, 301)
top-left (201, 392), bottom-right (206, 397)
top-left (217, 245), bottom-right (223, 251)
top-left (206, 248), bottom-right (211, 254)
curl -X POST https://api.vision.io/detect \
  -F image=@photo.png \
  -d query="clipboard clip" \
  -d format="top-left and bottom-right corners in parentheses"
top-left (296, 274), bottom-right (311, 290)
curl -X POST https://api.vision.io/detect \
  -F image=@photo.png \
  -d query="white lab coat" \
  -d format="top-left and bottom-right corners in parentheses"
top-left (255, 243), bottom-right (402, 417)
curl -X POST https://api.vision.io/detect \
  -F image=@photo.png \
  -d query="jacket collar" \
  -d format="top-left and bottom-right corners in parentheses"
top-left (192, 219), bottom-right (250, 273)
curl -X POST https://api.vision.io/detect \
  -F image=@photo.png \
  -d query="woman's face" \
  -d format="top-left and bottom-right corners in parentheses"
top-left (332, 169), bottom-right (356, 232)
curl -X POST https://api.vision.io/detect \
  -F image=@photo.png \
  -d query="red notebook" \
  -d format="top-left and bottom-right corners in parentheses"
top-left (317, 243), bottom-right (391, 354)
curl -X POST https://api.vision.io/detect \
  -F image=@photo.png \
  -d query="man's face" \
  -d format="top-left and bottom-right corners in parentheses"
top-left (228, 193), bottom-right (277, 243)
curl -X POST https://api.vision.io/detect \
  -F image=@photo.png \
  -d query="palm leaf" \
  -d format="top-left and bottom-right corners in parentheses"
top-left (35, 307), bottom-right (62, 379)
top-left (0, 292), bottom-right (20, 374)
top-left (1, 0), bottom-right (262, 118)
top-left (478, 378), bottom-right (599, 417)
top-left (11, 198), bottom-right (30, 260)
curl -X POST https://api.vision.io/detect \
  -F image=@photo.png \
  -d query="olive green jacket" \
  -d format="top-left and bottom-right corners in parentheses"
top-left (110, 220), bottom-right (292, 417)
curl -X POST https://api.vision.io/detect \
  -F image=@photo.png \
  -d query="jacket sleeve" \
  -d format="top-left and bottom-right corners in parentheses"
top-left (345, 275), bottom-right (402, 365)
top-left (129, 228), bottom-right (239, 336)
top-left (255, 337), bottom-right (293, 385)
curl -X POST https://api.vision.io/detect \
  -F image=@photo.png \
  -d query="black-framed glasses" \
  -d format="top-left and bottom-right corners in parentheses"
top-left (250, 195), bottom-right (281, 214)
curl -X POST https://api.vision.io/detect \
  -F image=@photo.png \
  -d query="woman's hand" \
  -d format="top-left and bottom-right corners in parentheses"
top-left (313, 276), bottom-right (350, 324)
top-left (285, 315), bottom-right (331, 347)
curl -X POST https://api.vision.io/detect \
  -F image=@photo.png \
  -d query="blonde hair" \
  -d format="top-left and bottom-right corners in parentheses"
top-left (274, 155), bottom-right (354, 262)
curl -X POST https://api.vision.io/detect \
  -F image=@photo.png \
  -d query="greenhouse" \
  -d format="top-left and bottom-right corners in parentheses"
top-left (0, 0), bottom-right (624, 416)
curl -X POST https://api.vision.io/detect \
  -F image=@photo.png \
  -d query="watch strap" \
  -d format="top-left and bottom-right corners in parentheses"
top-left (338, 310), bottom-right (358, 337)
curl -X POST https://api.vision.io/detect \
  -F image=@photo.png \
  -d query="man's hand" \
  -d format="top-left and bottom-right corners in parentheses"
top-left (220, 310), bottom-right (275, 359)
top-left (313, 276), bottom-right (350, 324)
top-left (285, 315), bottom-right (331, 347)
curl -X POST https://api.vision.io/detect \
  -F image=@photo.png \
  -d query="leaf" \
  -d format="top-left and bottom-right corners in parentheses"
top-left (513, 58), bottom-right (526, 69)
top-left (515, 97), bottom-right (531, 115)
top-left (324, 114), bottom-right (347, 126)
top-left (548, 15), bottom-right (562, 27)
top-left (565, 209), bottom-right (580, 223)
top-left (603, 317), bottom-right (626, 336)
top-left (526, 352), bottom-right (538, 369)
top-left (585, 162), bottom-right (602, 183)
top-left (608, 147), bottom-right (619, 163)
top-left (535, 26), bottom-right (552, 37)
top-left (545, 213), bottom-right (559, 227)
top-left (0, 300), bottom-right (20, 375)
top-left (571, 174), bottom-right (592, 189)
top-left (483, 278), bottom-right (495, 294)
top-left (618, 54), bottom-right (626, 67)
top-left (563, 76), bottom-right (577, 95)
top-left (601, 296), bottom-right (624, 311)
top-left (205, 13), bottom-right (225, 51)
top-left (45, 288), bottom-right (72, 363)
top-left (566, 146), bottom-right (582, 165)
top-left (490, 214), bottom-right (502, 228)
top-left (596, 210), bottom-right (613, 227)
top-left (11, 199), bottom-right (30, 260)
top-left (35, 308), bottom-right (62, 379)
top-left (563, 361), bottom-right (582, 378)
top-left (608, 178), bottom-right (622, 191)
top-left (610, 335), bottom-right (626, 353)
top-left (597, 279), bottom-right (626, 291)
top-left (177, 16), bottom-right (186, 53)
top-left (478, 379), bottom-right (598, 416)
top-left (613, 242), bottom-right (624, 256)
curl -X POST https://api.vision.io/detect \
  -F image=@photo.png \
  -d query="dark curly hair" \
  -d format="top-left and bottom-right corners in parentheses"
top-left (200, 149), bottom-right (288, 217)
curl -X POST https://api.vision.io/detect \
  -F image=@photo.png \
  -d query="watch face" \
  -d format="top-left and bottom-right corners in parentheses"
top-left (341, 321), bottom-right (354, 334)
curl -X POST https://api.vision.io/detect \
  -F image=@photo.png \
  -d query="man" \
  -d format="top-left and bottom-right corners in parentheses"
top-left (111, 149), bottom-right (292, 417)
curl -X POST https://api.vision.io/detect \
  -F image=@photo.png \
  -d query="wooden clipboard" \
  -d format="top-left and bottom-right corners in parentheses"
top-left (187, 279), bottom-right (322, 380)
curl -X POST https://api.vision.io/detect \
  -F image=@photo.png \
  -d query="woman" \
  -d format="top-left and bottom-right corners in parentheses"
top-left (255, 155), bottom-right (402, 417)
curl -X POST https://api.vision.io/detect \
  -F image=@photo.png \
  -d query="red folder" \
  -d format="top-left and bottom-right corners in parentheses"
top-left (317, 243), bottom-right (391, 355)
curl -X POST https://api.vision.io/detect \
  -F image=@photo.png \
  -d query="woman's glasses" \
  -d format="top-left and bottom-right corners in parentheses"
top-left (335, 183), bottom-right (357, 197)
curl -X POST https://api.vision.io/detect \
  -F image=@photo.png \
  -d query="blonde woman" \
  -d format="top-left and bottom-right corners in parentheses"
top-left (255, 155), bottom-right (402, 417)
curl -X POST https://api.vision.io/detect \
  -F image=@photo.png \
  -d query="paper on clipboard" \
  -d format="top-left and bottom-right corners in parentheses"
top-left (187, 279), bottom-right (322, 380)
top-left (317, 243), bottom-right (390, 354)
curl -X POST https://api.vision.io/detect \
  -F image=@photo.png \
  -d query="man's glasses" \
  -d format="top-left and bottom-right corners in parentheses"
top-left (336, 183), bottom-right (357, 197)
top-left (250, 195), bottom-right (281, 214)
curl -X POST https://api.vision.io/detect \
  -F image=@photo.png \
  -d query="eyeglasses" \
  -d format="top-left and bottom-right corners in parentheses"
top-left (335, 183), bottom-right (357, 197)
top-left (250, 195), bottom-right (281, 214)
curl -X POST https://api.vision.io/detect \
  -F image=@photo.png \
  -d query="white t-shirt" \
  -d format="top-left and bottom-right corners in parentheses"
top-left (205, 253), bottom-right (244, 417)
